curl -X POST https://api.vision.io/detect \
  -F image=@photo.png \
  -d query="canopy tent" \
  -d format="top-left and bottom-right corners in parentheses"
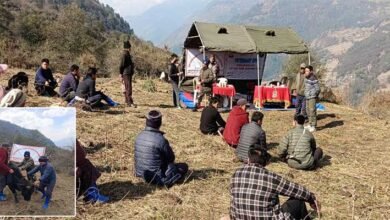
top-left (184, 21), bottom-right (309, 103)
top-left (184, 21), bottom-right (309, 54)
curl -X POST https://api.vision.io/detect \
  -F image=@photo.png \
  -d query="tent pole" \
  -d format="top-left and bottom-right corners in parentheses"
top-left (202, 46), bottom-right (206, 60)
top-left (257, 53), bottom-right (260, 87)
top-left (308, 52), bottom-right (311, 65)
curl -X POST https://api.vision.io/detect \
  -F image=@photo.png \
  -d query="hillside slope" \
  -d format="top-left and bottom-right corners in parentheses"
top-left (1, 68), bottom-right (389, 218)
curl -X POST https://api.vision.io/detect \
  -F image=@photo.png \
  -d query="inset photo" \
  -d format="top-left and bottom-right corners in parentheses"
top-left (0, 107), bottom-right (75, 217)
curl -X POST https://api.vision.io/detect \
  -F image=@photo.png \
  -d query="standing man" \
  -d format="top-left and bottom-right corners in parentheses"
top-left (59, 64), bottom-right (80, 103)
top-left (209, 54), bottom-right (220, 81)
top-left (0, 144), bottom-right (13, 201)
top-left (193, 59), bottom-right (214, 111)
top-left (18, 151), bottom-right (35, 181)
top-left (28, 156), bottom-right (56, 209)
top-left (168, 54), bottom-right (182, 109)
top-left (120, 41), bottom-right (136, 107)
top-left (304, 65), bottom-right (321, 132)
top-left (34, 58), bottom-right (58, 96)
top-left (295, 63), bottom-right (307, 118)
top-left (230, 148), bottom-right (320, 219)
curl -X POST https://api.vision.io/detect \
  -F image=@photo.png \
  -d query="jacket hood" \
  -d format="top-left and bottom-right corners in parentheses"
top-left (231, 106), bottom-right (248, 116)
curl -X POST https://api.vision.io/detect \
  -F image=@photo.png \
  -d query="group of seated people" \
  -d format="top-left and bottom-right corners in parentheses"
top-left (200, 97), bottom-right (323, 218)
top-left (0, 58), bottom-right (119, 109)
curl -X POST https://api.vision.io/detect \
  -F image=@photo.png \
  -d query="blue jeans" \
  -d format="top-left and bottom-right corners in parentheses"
top-left (295, 95), bottom-right (307, 117)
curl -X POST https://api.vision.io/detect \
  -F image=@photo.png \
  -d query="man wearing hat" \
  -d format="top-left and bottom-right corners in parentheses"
top-left (0, 144), bottom-right (13, 201)
top-left (223, 98), bottom-right (249, 147)
top-left (194, 58), bottom-right (215, 111)
top-left (295, 63), bottom-right (307, 118)
top-left (120, 40), bottom-right (136, 107)
top-left (28, 155), bottom-right (56, 209)
top-left (18, 151), bottom-right (36, 181)
top-left (134, 110), bottom-right (188, 187)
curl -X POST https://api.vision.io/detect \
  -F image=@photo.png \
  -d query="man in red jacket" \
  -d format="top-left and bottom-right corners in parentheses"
top-left (0, 144), bottom-right (14, 201)
top-left (223, 99), bottom-right (249, 147)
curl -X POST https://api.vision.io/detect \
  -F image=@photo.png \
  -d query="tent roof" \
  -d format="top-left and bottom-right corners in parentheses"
top-left (184, 21), bottom-right (308, 54)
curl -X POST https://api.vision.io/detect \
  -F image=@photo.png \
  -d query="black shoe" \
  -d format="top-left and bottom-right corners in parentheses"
top-left (192, 108), bottom-right (197, 112)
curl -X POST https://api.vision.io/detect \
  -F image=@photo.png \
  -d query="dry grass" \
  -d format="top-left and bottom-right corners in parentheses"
top-left (1, 70), bottom-right (390, 219)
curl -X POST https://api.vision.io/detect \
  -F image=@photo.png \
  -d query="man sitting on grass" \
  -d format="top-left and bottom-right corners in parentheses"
top-left (236, 111), bottom-right (267, 162)
top-left (134, 110), bottom-right (188, 187)
top-left (200, 97), bottom-right (226, 135)
top-left (76, 140), bottom-right (109, 203)
top-left (230, 148), bottom-right (320, 219)
top-left (223, 98), bottom-right (249, 147)
top-left (34, 58), bottom-right (58, 97)
top-left (75, 67), bottom-right (119, 108)
top-left (278, 115), bottom-right (323, 170)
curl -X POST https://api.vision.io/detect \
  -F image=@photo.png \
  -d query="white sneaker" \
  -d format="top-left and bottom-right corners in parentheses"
top-left (308, 126), bottom-right (316, 132)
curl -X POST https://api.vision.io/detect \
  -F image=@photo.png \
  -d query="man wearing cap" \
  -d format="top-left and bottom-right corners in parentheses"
top-left (0, 144), bottom-right (14, 201)
top-left (134, 110), bottom-right (189, 187)
top-left (295, 63), bottom-right (307, 118)
top-left (223, 99), bottom-right (249, 147)
top-left (18, 151), bottom-right (35, 181)
top-left (28, 156), bottom-right (56, 209)
top-left (194, 59), bottom-right (215, 111)
top-left (120, 40), bottom-right (136, 107)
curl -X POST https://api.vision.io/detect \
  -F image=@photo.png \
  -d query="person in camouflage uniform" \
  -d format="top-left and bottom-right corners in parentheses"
top-left (18, 151), bottom-right (35, 181)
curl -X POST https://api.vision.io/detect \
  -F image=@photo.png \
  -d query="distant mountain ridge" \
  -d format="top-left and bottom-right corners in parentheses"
top-left (0, 120), bottom-right (57, 149)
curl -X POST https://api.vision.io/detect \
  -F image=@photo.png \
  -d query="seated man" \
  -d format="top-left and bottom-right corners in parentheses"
top-left (0, 144), bottom-right (14, 201)
top-left (230, 148), bottom-right (319, 219)
top-left (134, 110), bottom-right (188, 187)
top-left (34, 58), bottom-right (58, 96)
top-left (18, 151), bottom-right (35, 181)
top-left (76, 140), bottom-right (108, 203)
top-left (0, 72), bottom-right (29, 107)
top-left (199, 97), bottom-right (226, 135)
top-left (278, 115), bottom-right (323, 170)
top-left (28, 156), bottom-right (56, 209)
top-left (236, 111), bottom-right (267, 162)
top-left (59, 64), bottom-right (80, 103)
top-left (75, 67), bottom-right (119, 107)
top-left (223, 98), bottom-right (249, 147)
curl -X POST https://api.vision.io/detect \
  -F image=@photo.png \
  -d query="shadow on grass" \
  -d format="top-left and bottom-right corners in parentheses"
top-left (99, 180), bottom-right (155, 202)
top-left (317, 113), bottom-right (336, 121)
top-left (140, 104), bottom-right (175, 109)
top-left (317, 120), bottom-right (344, 131)
top-left (318, 154), bottom-right (332, 168)
top-left (184, 168), bottom-right (228, 183)
top-left (83, 142), bottom-right (111, 154)
top-left (268, 142), bottom-right (279, 150)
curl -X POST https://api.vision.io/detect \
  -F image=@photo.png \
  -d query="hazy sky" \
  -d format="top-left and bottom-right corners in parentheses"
top-left (100, 0), bottom-right (168, 17)
top-left (0, 108), bottom-right (76, 148)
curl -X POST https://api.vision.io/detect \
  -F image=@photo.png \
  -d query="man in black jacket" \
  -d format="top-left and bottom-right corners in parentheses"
top-left (200, 97), bottom-right (226, 135)
top-left (134, 110), bottom-right (188, 187)
top-left (236, 111), bottom-right (267, 162)
top-left (119, 41), bottom-right (136, 107)
top-left (76, 67), bottom-right (119, 107)
top-left (168, 53), bottom-right (183, 109)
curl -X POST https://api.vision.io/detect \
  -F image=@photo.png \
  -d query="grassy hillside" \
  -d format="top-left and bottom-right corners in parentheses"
top-left (0, 0), bottom-right (170, 77)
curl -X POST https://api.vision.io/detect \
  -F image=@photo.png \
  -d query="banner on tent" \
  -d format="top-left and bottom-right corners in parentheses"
top-left (185, 49), bottom-right (265, 80)
top-left (10, 144), bottom-right (46, 165)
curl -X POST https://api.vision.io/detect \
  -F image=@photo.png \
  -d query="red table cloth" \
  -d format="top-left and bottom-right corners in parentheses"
top-left (253, 86), bottom-right (291, 108)
top-left (212, 84), bottom-right (236, 97)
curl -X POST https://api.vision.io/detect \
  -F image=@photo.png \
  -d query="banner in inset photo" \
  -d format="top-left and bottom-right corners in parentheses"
top-left (10, 144), bottom-right (46, 165)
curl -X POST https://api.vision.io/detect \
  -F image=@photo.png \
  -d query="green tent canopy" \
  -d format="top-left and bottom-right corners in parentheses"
top-left (184, 21), bottom-right (308, 54)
